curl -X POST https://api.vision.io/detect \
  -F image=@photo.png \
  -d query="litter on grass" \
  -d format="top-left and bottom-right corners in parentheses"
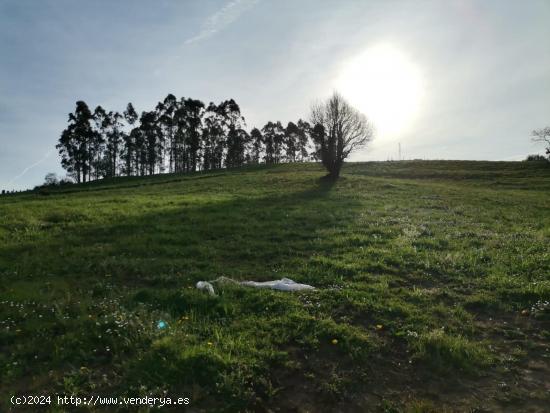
top-left (196, 281), bottom-right (216, 296)
top-left (196, 277), bottom-right (315, 296)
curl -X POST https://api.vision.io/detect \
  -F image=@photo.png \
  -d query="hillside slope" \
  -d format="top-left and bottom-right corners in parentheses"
top-left (1, 161), bottom-right (549, 412)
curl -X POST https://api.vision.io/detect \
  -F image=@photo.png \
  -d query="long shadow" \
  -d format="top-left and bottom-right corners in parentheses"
top-left (0, 175), bottom-right (358, 292)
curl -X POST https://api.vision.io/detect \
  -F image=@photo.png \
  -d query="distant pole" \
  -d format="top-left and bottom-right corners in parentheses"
top-left (398, 142), bottom-right (401, 161)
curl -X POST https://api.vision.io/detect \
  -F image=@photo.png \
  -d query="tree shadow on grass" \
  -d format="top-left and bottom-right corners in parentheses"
top-left (0, 174), bottom-right (357, 291)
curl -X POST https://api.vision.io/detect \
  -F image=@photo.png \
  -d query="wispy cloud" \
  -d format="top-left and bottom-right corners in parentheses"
top-left (185, 0), bottom-right (258, 44)
top-left (7, 149), bottom-right (53, 186)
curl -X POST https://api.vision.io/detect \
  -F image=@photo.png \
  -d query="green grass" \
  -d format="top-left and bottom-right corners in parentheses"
top-left (1, 161), bottom-right (549, 412)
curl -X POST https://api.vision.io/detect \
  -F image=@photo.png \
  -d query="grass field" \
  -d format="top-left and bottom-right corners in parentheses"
top-left (1, 161), bottom-right (549, 412)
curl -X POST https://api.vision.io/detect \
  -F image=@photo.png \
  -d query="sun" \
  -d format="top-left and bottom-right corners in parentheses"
top-left (335, 44), bottom-right (424, 136)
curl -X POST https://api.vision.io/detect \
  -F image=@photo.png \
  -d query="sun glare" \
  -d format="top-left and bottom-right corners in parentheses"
top-left (335, 44), bottom-right (424, 136)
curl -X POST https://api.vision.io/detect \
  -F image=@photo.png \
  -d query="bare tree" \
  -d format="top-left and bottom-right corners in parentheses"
top-left (310, 92), bottom-right (374, 179)
top-left (531, 126), bottom-right (550, 158)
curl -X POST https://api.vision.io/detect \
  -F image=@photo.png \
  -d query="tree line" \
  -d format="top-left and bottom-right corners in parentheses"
top-left (56, 94), bottom-right (316, 183)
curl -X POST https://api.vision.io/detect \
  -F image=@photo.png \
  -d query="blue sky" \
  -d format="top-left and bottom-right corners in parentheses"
top-left (1, 0), bottom-right (549, 190)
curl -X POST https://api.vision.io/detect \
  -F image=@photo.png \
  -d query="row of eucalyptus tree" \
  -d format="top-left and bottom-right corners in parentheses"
top-left (57, 94), bottom-right (314, 183)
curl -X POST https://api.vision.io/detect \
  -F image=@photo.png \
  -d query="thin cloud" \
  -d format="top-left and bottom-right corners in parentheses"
top-left (7, 149), bottom-right (53, 186)
top-left (185, 0), bottom-right (258, 44)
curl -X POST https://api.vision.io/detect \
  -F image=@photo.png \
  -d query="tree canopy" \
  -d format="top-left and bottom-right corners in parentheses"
top-left (310, 92), bottom-right (374, 179)
top-left (56, 93), bottom-right (373, 182)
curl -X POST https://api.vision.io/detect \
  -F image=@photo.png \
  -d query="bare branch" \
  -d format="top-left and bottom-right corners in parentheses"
top-left (309, 92), bottom-right (373, 178)
top-left (531, 127), bottom-right (550, 145)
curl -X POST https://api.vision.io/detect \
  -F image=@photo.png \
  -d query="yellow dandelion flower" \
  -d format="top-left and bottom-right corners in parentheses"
top-left (375, 324), bottom-right (383, 330)
top-left (331, 339), bottom-right (338, 345)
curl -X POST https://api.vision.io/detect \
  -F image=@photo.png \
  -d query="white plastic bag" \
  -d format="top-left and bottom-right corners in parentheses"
top-left (195, 277), bottom-right (314, 296)
top-left (240, 277), bottom-right (315, 291)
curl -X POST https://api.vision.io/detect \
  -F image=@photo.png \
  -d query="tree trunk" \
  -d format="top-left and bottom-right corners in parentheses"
top-left (329, 162), bottom-right (342, 180)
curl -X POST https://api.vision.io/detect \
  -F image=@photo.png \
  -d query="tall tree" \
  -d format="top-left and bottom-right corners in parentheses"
top-left (157, 94), bottom-right (178, 172)
top-left (133, 126), bottom-right (146, 176)
top-left (220, 101), bottom-right (247, 168)
top-left (273, 121), bottom-right (285, 163)
top-left (296, 119), bottom-right (311, 161)
top-left (262, 122), bottom-right (276, 164)
top-left (250, 128), bottom-right (264, 164)
top-left (173, 99), bottom-right (188, 173)
top-left (226, 128), bottom-right (250, 168)
top-left (202, 102), bottom-right (225, 170)
top-left (57, 95), bottom-right (276, 181)
top-left (285, 122), bottom-right (299, 162)
top-left (183, 98), bottom-right (205, 172)
top-left (123, 103), bottom-right (138, 176)
top-left (310, 92), bottom-right (374, 179)
top-left (262, 121), bottom-right (285, 164)
top-left (104, 111), bottom-right (124, 177)
top-left (139, 111), bottom-right (161, 175)
top-left (57, 125), bottom-right (80, 182)
top-left (92, 106), bottom-right (109, 179)
top-left (57, 101), bottom-right (95, 183)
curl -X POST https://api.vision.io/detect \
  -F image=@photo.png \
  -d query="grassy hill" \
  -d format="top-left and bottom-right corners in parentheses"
top-left (1, 161), bottom-right (549, 412)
